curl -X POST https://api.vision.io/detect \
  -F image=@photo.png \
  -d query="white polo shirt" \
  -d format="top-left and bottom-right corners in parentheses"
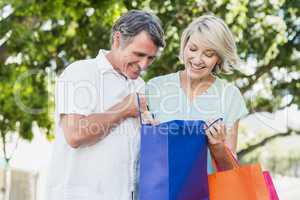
top-left (46, 50), bottom-right (144, 200)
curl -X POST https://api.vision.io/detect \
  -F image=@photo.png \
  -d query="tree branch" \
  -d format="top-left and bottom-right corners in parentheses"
top-left (240, 30), bottom-right (299, 94)
top-left (237, 129), bottom-right (300, 159)
top-left (240, 62), bottom-right (274, 94)
top-left (246, 96), bottom-right (296, 115)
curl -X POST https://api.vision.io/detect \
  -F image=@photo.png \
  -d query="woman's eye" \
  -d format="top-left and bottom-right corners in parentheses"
top-left (204, 51), bottom-right (215, 57)
top-left (189, 47), bottom-right (197, 51)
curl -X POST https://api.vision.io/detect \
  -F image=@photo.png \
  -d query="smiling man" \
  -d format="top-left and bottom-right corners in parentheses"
top-left (46, 10), bottom-right (165, 200)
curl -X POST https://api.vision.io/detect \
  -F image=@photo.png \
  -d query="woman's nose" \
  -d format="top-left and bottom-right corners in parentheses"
top-left (192, 54), bottom-right (204, 65)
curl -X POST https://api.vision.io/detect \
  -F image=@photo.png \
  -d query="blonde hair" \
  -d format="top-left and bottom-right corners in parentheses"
top-left (179, 14), bottom-right (240, 74)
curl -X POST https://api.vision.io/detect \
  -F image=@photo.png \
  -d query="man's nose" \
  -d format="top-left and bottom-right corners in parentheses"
top-left (139, 58), bottom-right (151, 70)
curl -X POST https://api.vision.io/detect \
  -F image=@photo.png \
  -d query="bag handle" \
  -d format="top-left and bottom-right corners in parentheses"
top-left (136, 93), bottom-right (143, 125)
top-left (210, 144), bottom-right (240, 172)
top-left (224, 146), bottom-right (240, 168)
top-left (136, 93), bottom-right (155, 125)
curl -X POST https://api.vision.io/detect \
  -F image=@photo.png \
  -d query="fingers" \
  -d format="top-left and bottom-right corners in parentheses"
top-left (151, 120), bottom-right (160, 126)
top-left (141, 111), bottom-right (160, 125)
top-left (220, 123), bottom-right (226, 138)
top-left (137, 94), bottom-right (158, 125)
top-left (136, 93), bottom-right (147, 112)
top-left (140, 95), bottom-right (148, 113)
top-left (143, 119), bottom-right (160, 126)
top-left (209, 124), bottom-right (219, 138)
top-left (122, 93), bottom-right (154, 120)
top-left (205, 119), bottom-right (226, 145)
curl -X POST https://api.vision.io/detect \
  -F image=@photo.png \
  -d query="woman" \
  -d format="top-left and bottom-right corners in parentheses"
top-left (146, 14), bottom-right (249, 173)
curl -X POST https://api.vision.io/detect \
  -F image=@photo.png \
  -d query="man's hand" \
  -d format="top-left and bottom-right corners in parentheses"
top-left (119, 93), bottom-right (159, 125)
top-left (119, 93), bottom-right (147, 118)
top-left (141, 111), bottom-right (160, 125)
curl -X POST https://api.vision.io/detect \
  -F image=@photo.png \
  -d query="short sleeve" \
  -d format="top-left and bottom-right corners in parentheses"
top-left (55, 61), bottom-right (98, 116)
top-left (224, 85), bottom-right (249, 128)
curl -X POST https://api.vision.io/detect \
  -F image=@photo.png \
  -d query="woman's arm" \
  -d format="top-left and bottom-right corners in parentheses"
top-left (225, 120), bottom-right (240, 152)
top-left (206, 120), bottom-right (240, 171)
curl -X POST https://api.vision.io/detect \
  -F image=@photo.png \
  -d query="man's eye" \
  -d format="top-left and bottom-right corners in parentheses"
top-left (189, 48), bottom-right (197, 52)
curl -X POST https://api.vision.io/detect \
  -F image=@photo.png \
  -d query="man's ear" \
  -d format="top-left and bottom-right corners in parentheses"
top-left (112, 31), bottom-right (122, 49)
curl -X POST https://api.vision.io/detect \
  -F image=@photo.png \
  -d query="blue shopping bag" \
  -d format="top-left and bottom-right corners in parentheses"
top-left (138, 96), bottom-right (210, 200)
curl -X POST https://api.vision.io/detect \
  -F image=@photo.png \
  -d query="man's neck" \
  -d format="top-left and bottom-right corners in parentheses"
top-left (105, 51), bottom-right (128, 79)
top-left (105, 51), bottom-right (119, 70)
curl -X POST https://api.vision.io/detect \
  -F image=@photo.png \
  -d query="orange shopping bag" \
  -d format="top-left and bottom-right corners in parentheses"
top-left (208, 146), bottom-right (270, 200)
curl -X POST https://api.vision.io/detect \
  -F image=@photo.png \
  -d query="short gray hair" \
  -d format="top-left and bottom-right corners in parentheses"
top-left (111, 10), bottom-right (165, 48)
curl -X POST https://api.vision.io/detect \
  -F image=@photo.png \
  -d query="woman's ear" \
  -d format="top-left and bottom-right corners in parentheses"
top-left (212, 58), bottom-right (222, 73)
top-left (217, 56), bottom-right (222, 65)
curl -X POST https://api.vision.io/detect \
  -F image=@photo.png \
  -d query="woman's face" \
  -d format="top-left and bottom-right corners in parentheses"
top-left (183, 33), bottom-right (220, 80)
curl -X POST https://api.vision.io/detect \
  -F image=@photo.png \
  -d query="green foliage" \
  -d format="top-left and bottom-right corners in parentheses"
top-left (0, 0), bottom-right (127, 142)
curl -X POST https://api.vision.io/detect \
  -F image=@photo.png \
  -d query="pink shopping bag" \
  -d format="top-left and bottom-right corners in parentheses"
top-left (263, 171), bottom-right (280, 200)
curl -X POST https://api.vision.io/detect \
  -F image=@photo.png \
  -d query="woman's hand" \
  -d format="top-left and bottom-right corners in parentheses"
top-left (205, 119), bottom-right (226, 145)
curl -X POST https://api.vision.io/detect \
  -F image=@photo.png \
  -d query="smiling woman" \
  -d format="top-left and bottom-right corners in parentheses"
top-left (183, 35), bottom-right (220, 81)
top-left (146, 14), bottom-right (249, 174)
top-left (179, 15), bottom-right (240, 75)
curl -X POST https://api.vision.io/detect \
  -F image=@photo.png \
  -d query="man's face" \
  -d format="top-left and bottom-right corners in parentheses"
top-left (116, 31), bottom-right (159, 79)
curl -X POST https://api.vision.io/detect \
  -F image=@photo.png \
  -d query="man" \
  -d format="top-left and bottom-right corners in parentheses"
top-left (46, 10), bottom-right (165, 200)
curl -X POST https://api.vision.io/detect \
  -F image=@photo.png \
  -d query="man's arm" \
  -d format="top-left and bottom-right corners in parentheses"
top-left (60, 94), bottom-right (146, 148)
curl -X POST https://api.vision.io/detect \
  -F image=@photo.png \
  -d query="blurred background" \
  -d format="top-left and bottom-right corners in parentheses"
top-left (0, 0), bottom-right (299, 199)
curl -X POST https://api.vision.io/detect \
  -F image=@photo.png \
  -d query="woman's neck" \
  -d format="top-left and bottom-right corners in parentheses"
top-left (180, 70), bottom-right (216, 101)
top-left (181, 70), bottom-right (215, 89)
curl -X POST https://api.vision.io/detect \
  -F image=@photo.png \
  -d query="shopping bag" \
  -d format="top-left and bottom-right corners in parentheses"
top-left (139, 120), bottom-right (210, 200)
top-left (208, 145), bottom-right (278, 200)
top-left (263, 171), bottom-right (280, 200)
top-left (137, 94), bottom-right (210, 200)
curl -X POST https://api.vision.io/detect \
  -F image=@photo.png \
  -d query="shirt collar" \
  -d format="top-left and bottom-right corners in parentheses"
top-left (96, 49), bottom-right (113, 71)
top-left (96, 49), bottom-right (128, 80)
